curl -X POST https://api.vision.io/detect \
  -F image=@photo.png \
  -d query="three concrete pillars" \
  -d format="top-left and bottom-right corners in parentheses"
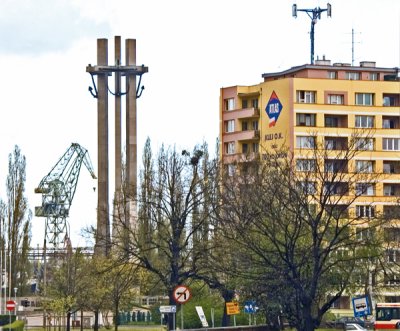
top-left (86, 36), bottom-right (148, 257)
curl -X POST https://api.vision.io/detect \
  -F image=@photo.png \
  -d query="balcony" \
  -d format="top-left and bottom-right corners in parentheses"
top-left (324, 159), bottom-right (348, 173)
top-left (383, 161), bottom-right (400, 174)
top-left (382, 116), bottom-right (400, 129)
top-left (384, 206), bottom-right (400, 219)
top-left (325, 137), bottom-right (348, 150)
top-left (383, 94), bottom-right (400, 107)
top-left (224, 130), bottom-right (260, 142)
top-left (222, 152), bottom-right (258, 164)
top-left (383, 184), bottom-right (400, 197)
top-left (324, 114), bottom-right (348, 128)
top-left (222, 107), bottom-right (260, 121)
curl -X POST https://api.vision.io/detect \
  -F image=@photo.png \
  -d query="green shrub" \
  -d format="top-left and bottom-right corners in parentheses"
top-left (3, 319), bottom-right (24, 331)
top-left (0, 315), bottom-right (16, 326)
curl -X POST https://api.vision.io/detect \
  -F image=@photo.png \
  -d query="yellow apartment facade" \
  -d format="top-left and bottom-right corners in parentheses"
top-left (219, 59), bottom-right (400, 311)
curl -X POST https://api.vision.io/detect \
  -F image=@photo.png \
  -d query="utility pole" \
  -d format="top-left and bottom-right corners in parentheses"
top-left (292, 3), bottom-right (332, 64)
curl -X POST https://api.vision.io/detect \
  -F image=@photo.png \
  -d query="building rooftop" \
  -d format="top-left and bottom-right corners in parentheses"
top-left (262, 60), bottom-right (400, 81)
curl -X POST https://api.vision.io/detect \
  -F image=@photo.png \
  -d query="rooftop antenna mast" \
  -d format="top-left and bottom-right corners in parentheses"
top-left (292, 3), bottom-right (332, 64)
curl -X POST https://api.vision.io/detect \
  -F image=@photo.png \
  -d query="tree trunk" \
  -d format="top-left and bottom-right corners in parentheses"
top-left (167, 295), bottom-right (176, 331)
top-left (114, 301), bottom-right (119, 331)
top-left (80, 309), bottom-right (83, 331)
top-left (221, 289), bottom-right (235, 327)
top-left (299, 302), bottom-right (316, 331)
top-left (66, 311), bottom-right (71, 331)
top-left (94, 310), bottom-right (99, 331)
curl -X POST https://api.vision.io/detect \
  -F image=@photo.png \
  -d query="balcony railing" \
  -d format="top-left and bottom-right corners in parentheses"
top-left (222, 107), bottom-right (260, 121)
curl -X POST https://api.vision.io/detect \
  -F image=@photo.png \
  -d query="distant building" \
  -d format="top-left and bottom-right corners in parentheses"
top-left (219, 60), bottom-right (400, 311)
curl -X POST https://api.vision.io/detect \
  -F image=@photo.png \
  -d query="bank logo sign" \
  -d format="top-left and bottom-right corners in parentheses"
top-left (265, 91), bottom-right (283, 127)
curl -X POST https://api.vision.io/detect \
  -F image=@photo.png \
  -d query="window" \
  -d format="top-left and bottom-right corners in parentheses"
top-left (356, 183), bottom-right (375, 196)
top-left (325, 116), bottom-right (338, 127)
top-left (252, 143), bottom-right (259, 153)
top-left (241, 99), bottom-right (248, 109)
top-left (296, 136), bottom-right (315, 149)
top-left (296, 159), bottom-right (316, 171)
top-left (356, 205), bottom-right (375, 218)
top-left (385, 228), bottom-right (400, 243)
top-left (346, 72), bottom-right (360, 80)
top-left (355, 115), bottom-right (374, 128)
top-left (387, 249), bottom-right (400, 263)
top-left (325, 137), bottom-right (347, 150)
top-left (252, 121), bottom-right (259, 130)
top-left (324, 182), bottom-right (349, 195)
top-left (327, 71), bottom-right (337, 79)
top-left (384, 184), bottom-right (396, 196)
top-left (384, 274), bottom-right (400, 286)
top-left (325, 160), bottom-right (348, 173)
top-left (225, 120), bottom-right (235, 133)
top-left (242, 143), bottom-right (248, 154)
top-left (383, 138), bottom-right (400, 151)
top-left (326, 205), bottom-right (349, 219)
top-left (297, 181), bottom-right (317, 195)
top-left (383, 118), bottom-right (397, 129)
top-left (383, 95), bottom-right (399, 107)
top-left (355, 93), bottom-right (374, 106)
top-left (297, 91), bottom-right (316, 103)
top-left (328, 94), bottom-right (344, 105)
top-left (242, 121), bottom-right (248, 131)
top-left (355, 160), bottom-right (373, 173)
top-left (383, 161), bottom-right (400, 174)
top-left (252, 98), bottom-right (259, 109)
top-left (356, 227), bottom-right (374, 241)
top-left (225, 98), bottom-right (235, 111)
top-left (227, 164), bottom-right (236, 176)
top-left (296, 113), bottom-right (316, 126)
top-left (226, 142), bottom-right (235, 154)
top-left (369, 73), bottom-right (379, 81)
top-left (355, 138), bottom-right (374, 151)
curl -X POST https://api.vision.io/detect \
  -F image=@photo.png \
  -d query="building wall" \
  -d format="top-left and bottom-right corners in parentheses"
top-left (220, 63), bottom-right (400, 305)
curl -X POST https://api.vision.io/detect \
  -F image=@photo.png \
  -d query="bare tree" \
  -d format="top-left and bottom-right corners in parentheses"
top-left (219, 132), bottom-right (387, 331)
top-left (112, 139), bottom-right (219, 330)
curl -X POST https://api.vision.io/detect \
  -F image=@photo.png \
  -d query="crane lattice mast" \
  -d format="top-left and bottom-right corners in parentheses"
top-left (35, 143), bottom-right (96, 248)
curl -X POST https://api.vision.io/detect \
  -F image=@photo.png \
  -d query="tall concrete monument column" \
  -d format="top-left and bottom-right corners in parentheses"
top-left (95, 39), bottom-right (110, 257)
top-left (87, 36), bottom-right (148, 257)
top-left (125, 39), bottom-right (138, 232)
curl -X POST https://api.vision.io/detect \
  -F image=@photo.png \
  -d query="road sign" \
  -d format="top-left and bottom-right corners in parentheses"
top-left (352, 296), bottom-right (370, 317)
top-left (244, 301), bottom-right (259, 314)
top-left (173, 285), bottom-right (191, 304)
top-left (6, 300), bottom-right (16, 311)
top-left (226, 301), bottom-right (240, 315)
top-left (195, 306), bottom-right (209, 327)
top-left (160, 305), bottom-right (177, 313)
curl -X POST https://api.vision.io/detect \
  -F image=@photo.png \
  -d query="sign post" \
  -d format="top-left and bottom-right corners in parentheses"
top-left (173, 285), bottom-right (191, 330)
top-left (6, 301), bottom-right (16, 326)
top-left (226, 302), bottom-right (240, 326)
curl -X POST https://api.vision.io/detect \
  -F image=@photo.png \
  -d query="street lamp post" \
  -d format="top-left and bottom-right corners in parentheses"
top-left (13, 287), bottom-right (17, 320)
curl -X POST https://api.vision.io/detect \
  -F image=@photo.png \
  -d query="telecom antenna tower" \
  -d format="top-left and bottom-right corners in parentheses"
top-left (292, 3), bottom-right (332, 64)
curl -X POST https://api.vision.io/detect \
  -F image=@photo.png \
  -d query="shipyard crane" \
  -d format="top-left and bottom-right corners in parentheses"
top-left (35, 143), bottom-right (97, 248)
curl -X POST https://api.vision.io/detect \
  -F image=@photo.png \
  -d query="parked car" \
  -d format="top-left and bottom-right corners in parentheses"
top-left (330, 316), bottom-right (373, 329)
top-left (345, 323), bottom-right (367, 331)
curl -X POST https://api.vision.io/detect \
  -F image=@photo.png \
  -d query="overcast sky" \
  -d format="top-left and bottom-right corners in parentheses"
top-left (0, 0), bottom-right (399, 247)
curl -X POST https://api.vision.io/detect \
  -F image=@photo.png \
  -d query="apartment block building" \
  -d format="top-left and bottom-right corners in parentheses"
top-left (219, 60), bottom-right (400, 309)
